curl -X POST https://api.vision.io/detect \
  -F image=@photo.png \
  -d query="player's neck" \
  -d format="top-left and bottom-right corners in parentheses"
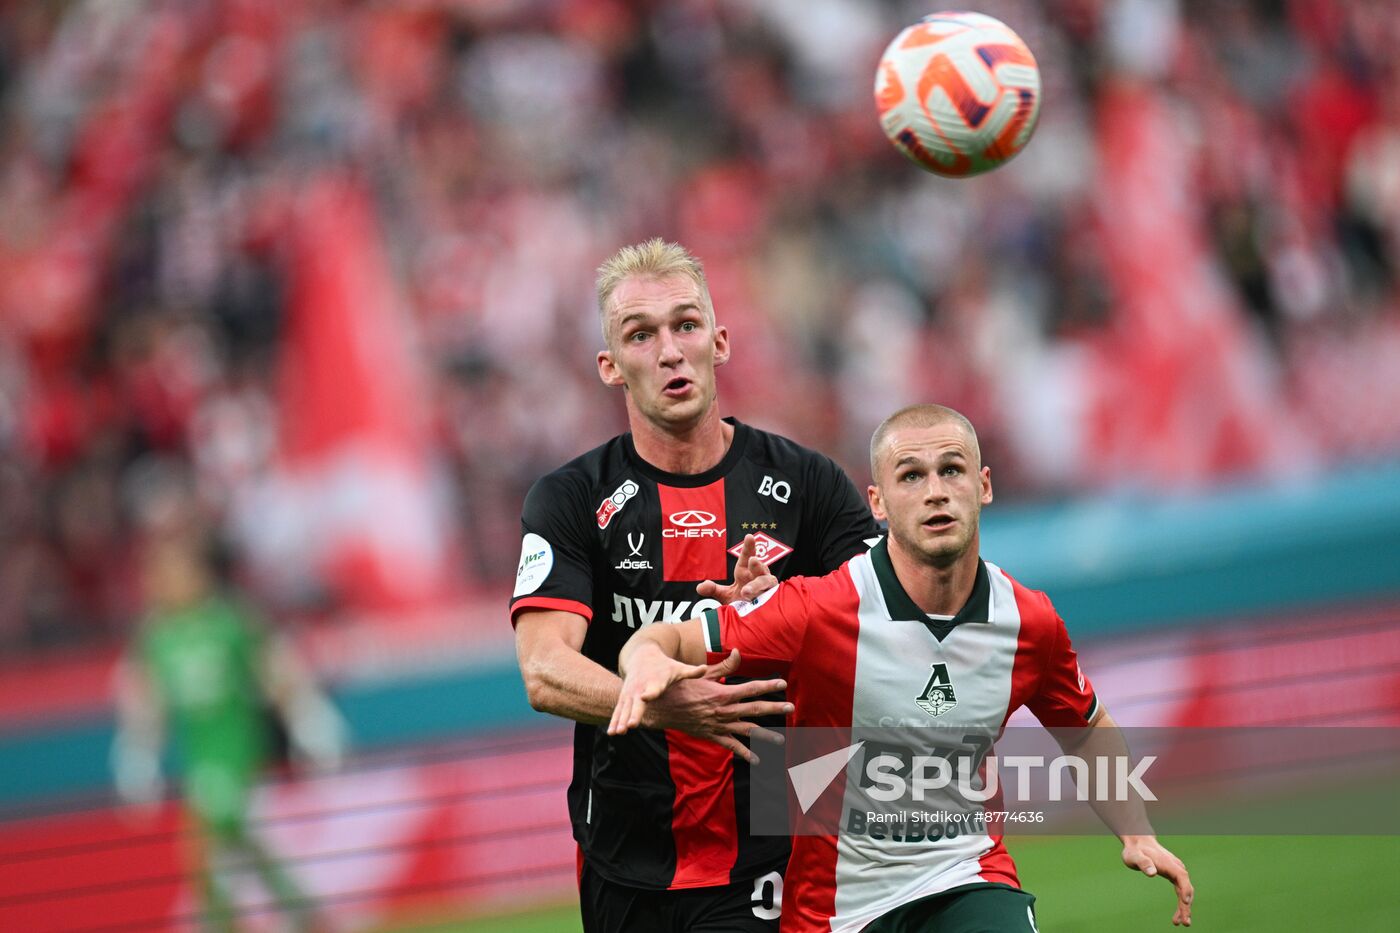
top-left (628, 406), bottom-right (733, 475)
top-left (887, 536), bottom-right (980, 617)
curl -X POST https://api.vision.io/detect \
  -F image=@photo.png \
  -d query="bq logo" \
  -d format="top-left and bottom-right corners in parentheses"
top-left (597, 480), bottom-right (640, 529)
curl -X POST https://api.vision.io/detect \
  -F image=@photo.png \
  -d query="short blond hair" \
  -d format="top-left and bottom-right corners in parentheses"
top-left (870, 404), bottom-right (980, 479)
top-left (595, 238), bottom-right (714, 345)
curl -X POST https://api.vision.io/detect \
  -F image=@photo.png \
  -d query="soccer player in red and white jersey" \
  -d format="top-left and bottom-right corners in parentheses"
top-left (611, 404), bottom-right (1194, 932)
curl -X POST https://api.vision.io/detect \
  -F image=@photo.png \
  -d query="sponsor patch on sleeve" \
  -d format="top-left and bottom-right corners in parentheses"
top-left (513, 533), bottom-right (554, 596)
top-left (731, 583), bottom-right (780, 618)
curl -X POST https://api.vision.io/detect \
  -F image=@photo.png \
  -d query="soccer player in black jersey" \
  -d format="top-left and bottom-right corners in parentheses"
top-left (511, 239), bottom-right (878, 931)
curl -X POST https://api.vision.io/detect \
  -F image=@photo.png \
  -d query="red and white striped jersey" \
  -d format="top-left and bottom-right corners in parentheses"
top-left (701, 537), bottom-right (1098, 933)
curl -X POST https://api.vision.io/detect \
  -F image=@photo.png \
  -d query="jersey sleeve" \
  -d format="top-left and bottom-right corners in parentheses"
top-left (509, 472), bottom-right (596, 626)
top-left (1026, 614), bottom-right (1100, 728)
top-left (805, 454), bottom-right (879, 572)
top-left (698, 577), bottom-right (815, 677)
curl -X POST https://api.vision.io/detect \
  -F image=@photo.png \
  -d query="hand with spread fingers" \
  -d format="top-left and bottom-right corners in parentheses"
top-left (696, 534), bottom-right (778, 605)
top-left (610, 648), bottom-right (790, 765)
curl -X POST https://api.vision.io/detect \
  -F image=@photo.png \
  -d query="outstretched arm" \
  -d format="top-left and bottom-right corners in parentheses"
top-left (518, 611), bottom-right (789, 764)
top-left (608, 620), bottom-right (789, 764)
top-left (516, 536), bottom-right (777, 724)
top-left (111, 657), bottom-right (165, 807)
top-left (515, 609), bottom-right (625, 725)
top-left (262, 634), bottom-right (348, 772)
top-left (1058, 708), bottom-right (1194, 927)
top-left (609, 618), bottom-right (709, 734)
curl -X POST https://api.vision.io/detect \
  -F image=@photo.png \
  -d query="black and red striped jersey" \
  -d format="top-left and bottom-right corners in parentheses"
top-left (510, 418), bottom-right (878, 890)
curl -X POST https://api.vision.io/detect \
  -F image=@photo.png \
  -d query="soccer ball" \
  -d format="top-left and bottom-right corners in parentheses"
top-left (874, 11), bottom-right (1041, 177)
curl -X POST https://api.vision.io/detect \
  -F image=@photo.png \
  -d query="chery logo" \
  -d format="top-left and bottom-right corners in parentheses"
top-left (669, 510), bottom-right (716, 527)
top-left (665, 510), bottom-right (724, 539)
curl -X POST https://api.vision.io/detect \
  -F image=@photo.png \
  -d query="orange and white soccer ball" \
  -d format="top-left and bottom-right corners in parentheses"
top-left (874, 11), bottom-right (1041, 177)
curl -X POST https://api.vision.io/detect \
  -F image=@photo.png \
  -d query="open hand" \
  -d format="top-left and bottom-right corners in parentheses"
top-left (610, 649), bottom-right (791, 764)
top-left (609, 644), bottom-right (709, 737)
top-left (1122, 836), bottom-right (1193, 926)
top-left (697, 534), bottom-right (777, 605)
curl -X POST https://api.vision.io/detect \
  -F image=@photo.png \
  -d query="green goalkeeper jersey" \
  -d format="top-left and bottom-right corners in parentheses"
top-left (137, 595), bottom-right (270, 827)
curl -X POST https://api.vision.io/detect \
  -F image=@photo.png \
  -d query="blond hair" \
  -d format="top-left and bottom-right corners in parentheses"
top-left (595, 238), bottom-right (714, 345)
top-left (870, 404), bottom-right (980, 479)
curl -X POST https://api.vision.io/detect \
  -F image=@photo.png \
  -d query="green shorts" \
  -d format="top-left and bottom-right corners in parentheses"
top-left (865, 882), bottom-right (1038, 933)
top-left (186, 760), bottom-right (256, 840)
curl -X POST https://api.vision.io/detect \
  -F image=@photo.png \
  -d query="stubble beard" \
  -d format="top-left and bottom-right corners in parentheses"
top-left (891, 515), bottom-right (975, 570)
top-left (652, 380), bottom-right (714, 431)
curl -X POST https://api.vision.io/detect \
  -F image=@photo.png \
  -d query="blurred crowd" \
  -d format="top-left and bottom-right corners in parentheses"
top-left (1, 0), bottom-right (1397, 652)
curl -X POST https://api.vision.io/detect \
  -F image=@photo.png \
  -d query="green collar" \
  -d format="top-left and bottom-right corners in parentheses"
top-left (869, 537), bottom-right (991, 641)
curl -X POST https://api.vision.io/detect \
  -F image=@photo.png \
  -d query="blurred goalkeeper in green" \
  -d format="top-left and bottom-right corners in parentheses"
top-left (112, 537), bottom-right (347, 931)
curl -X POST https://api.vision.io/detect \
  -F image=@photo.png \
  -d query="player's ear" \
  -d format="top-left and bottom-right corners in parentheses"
top-left (597, 350), bottom-right (626, 388)
top-left (868, 484), bottom-right (887, 521)
top-left (980, 466), bottom-right (993, 505)
top-left (712, 324), bottom-right (730, 367)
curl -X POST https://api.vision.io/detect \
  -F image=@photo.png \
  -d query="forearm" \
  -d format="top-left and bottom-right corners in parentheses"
top-left (260, 638), bottom-right (346, 768)
top-left (1061, 711), bottom-right (1155, 839)
top-left (522, 613), bottom-right (716, 731)
top-left (1051, 713), bottom-right (1194, 924)
top-left (525, 625), bottom-right (683, 725)
top-left (617, 624), bottom-right (684, 678)
top-left (112, 663), bottom-right (165, 800)
top-left (519, 642), bottom-right (625, 726)
top-left (114, 662), bottom-right (162, 756)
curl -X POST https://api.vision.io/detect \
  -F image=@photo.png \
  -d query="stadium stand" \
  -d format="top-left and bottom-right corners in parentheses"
top-left (2, 1), bottom-right (1398, 929)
